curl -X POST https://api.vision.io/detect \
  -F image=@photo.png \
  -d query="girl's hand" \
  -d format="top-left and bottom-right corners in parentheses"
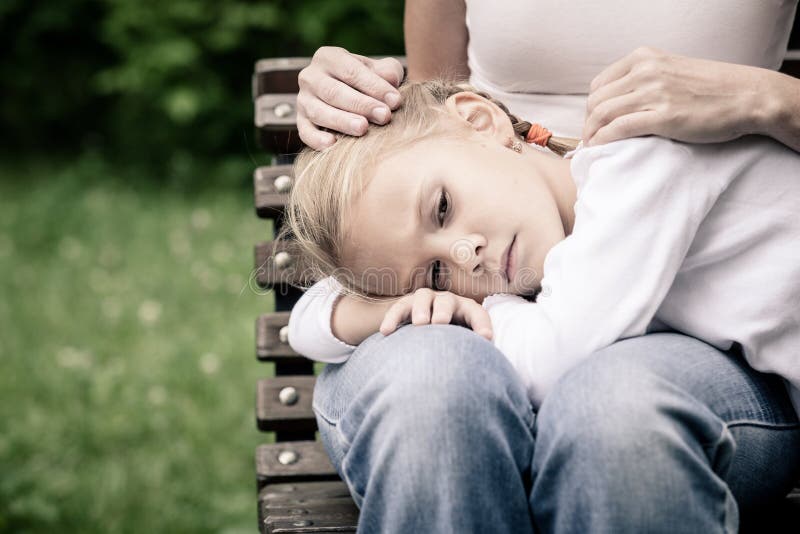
top-left (379, 288), bottom-right (494, 340)
top-left (297, 46), bottom-right (405, 150)
top-left (583, 47), bottom-right (774, 147)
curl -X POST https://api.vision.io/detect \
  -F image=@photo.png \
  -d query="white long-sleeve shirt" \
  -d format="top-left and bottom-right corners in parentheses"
top-left (288, 136), bottom-right (800, 414)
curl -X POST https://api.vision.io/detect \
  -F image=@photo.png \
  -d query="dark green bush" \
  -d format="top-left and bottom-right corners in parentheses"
top-left (0, 0), bottom-right (404, 170)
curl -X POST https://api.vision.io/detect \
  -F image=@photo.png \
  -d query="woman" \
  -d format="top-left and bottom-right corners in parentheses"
top-left (290, 2), bottom-right (800, 532)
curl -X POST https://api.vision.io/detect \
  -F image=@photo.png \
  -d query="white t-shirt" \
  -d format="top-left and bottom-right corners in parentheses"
top-left (289, 136), bottom-right (800, 413)
top-left (466, 0), bottom-right (798, 137)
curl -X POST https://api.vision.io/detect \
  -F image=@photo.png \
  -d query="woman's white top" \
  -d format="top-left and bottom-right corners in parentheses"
top-left (465, 0), bottom-right (798, 137)
top-left (288, 136), bottom-right (800, 413)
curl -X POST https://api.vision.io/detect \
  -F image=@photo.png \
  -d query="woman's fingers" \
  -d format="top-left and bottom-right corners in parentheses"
top-left (299, 81), bottom-right (382, 136)
top-left (361, 56), bottom-right (405, 101)
top-left (317, 76), bottom-right (394, 127)
top-left (583, 89), bottom-right (648, 144)
top-left (589, 46), bottom-right (662, 93)
top-left (587, 110), bottom-right (660, 147)
top-left (296, 114), bottom-right (336, 150)
top-left (297, 47), bottom-right (403, 149)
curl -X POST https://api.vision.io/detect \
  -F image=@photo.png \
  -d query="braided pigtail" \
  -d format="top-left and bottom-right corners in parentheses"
top-left (474, 90), bottom-right (579, 157)
top-left (432, 83), bottom-right (579, 157)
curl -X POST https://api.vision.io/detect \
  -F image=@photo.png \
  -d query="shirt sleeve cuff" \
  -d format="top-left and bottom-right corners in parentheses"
top-left (481, 293), bottom-right (530, 310)
top-left (320, 278), bottom-right (359, 351)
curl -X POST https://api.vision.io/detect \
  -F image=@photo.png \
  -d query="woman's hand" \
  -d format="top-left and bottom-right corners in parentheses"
top-left (379, 288), bottom-right (494, 340)
top-left (582, 46), bottom-right (791, 148)
top-left (297, 46), bottom-right (405, 150)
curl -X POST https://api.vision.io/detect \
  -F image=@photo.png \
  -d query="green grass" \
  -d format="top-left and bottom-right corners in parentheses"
top-left (0, 154), bottom-right (279, 533)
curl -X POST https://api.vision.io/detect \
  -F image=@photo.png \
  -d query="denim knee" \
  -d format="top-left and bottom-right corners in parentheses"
top-left (531, 336), bottom-right (738, 532)
top-left (535, 344), bottom-right (731, 473)
top-left (332, 324), bottom-right (533, 444)
top-left (312, 324), bottom-right (535, 495)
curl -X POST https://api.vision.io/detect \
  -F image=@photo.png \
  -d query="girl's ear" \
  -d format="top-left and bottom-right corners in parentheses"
top-left (444, 92), bottom-right (515, 142)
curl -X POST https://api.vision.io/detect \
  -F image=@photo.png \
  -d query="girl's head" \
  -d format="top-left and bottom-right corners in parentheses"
top-left (279, 80), bottom-right (578, 302)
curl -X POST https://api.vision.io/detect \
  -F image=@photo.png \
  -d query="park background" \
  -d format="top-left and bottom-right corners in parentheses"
top-left (0, 1), bottom-right (403, 532)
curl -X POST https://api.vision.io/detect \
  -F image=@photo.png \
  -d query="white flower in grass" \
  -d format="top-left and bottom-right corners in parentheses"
top-left (88, 268), bottom-right (113, 294)
top-left (148, 385), bottom-right (167, 406)
top-left (200, 352), bottom-right (220, 375)
top-left (211, 241), bottom-right (233, 263)
top-left (56, 346), bottom-right (93, 369)
top-left (138, 300), bottom-right (162, 325)
top-left (169, 229), bottom-right (191, 258)
top-left (227, 273), bottom-right (245, 294)
top-left (0, 234), bottom-right (14, 258)
top-left (98, 245), bottom-right (121, 267)
top-left (101, 297), bottom-right (122, 321)
top-left (191, 208), bottom-right (211, 230)
top-left (58, 236), bottom-right (83, 261)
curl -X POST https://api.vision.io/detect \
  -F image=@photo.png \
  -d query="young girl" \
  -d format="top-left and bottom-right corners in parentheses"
top-left (279, 79), bottom-right (800, 413)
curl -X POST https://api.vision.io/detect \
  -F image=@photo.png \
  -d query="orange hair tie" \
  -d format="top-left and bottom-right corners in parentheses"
top-left (525, 123), bottom-right (552, 147)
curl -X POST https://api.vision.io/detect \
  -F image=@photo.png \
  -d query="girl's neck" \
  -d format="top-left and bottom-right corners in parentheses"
top-left (524, 149), bottom-right (577, 236)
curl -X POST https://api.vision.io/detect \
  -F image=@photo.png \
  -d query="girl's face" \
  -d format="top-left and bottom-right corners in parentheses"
top-left (341, 118), bottom-right (575, 302)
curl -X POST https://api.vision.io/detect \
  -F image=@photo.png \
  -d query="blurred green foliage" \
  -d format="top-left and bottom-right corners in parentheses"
top-left (0, 0), bottom-right (404, 169)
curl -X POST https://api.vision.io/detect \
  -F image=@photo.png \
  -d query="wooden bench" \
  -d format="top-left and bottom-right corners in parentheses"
top-left (250, 50), bottom-right (800, 533)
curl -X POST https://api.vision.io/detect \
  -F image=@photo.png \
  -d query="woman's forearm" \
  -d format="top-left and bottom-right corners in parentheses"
top-left (331, 293), bottom-right (395, 346)
top-left (404, 0), bottom-right (469, 81)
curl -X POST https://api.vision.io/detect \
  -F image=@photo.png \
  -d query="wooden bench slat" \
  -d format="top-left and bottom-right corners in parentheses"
top-left (256, 441), bottom-right (340, 490)
top-left (266, 511), bottom-right (358, 534)
top-left (261, 484), bottom-right (358, 533)
top-left (253, 56), bottom-right (406, 99)
top-left (256, 312), bottom-right (312, 365)
top-left (259, 481), bottom-right (357, 534)
top-left (257, 376), bottom-right (318, 433)
top-left (252, 58), bottom-right (311, 98)
top-left (254, 165), bottom-right (292, 219)
top-left (259, 480), bottom-right (352, 502)
top-left (255, 240), bottom-right (309, 288)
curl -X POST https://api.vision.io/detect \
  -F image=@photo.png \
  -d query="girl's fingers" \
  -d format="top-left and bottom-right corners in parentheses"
top-left (410, 289), bottom-right (436, 325)
top-left (380, 300), bottom-right (408, 335)
top-left (430, 293), bottom-right (456, 324)
top-left (458, 302), bottom-right (494, 340)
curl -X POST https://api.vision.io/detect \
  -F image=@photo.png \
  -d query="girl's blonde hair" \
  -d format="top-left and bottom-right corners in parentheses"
top-left (275, 79), bottom-right (579, 301)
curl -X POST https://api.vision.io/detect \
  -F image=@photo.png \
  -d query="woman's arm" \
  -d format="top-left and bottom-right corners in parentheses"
top-left (404, 0), bottom-right (469, 81)
top-left (582, 47), bottom-right (800, 153)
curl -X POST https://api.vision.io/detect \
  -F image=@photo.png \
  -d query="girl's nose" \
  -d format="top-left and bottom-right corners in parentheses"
top-left (448, 235), bottom-right (486, 272)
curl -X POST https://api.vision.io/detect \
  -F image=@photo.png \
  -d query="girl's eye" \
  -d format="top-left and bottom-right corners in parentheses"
top-left (437, 191), bottom-right (449, 225)
top-left (430, 190), bottom-right (449, 289)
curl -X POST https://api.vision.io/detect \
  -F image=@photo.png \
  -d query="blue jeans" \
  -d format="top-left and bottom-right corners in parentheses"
top-left (312, 325), bottom-right (800, 533)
